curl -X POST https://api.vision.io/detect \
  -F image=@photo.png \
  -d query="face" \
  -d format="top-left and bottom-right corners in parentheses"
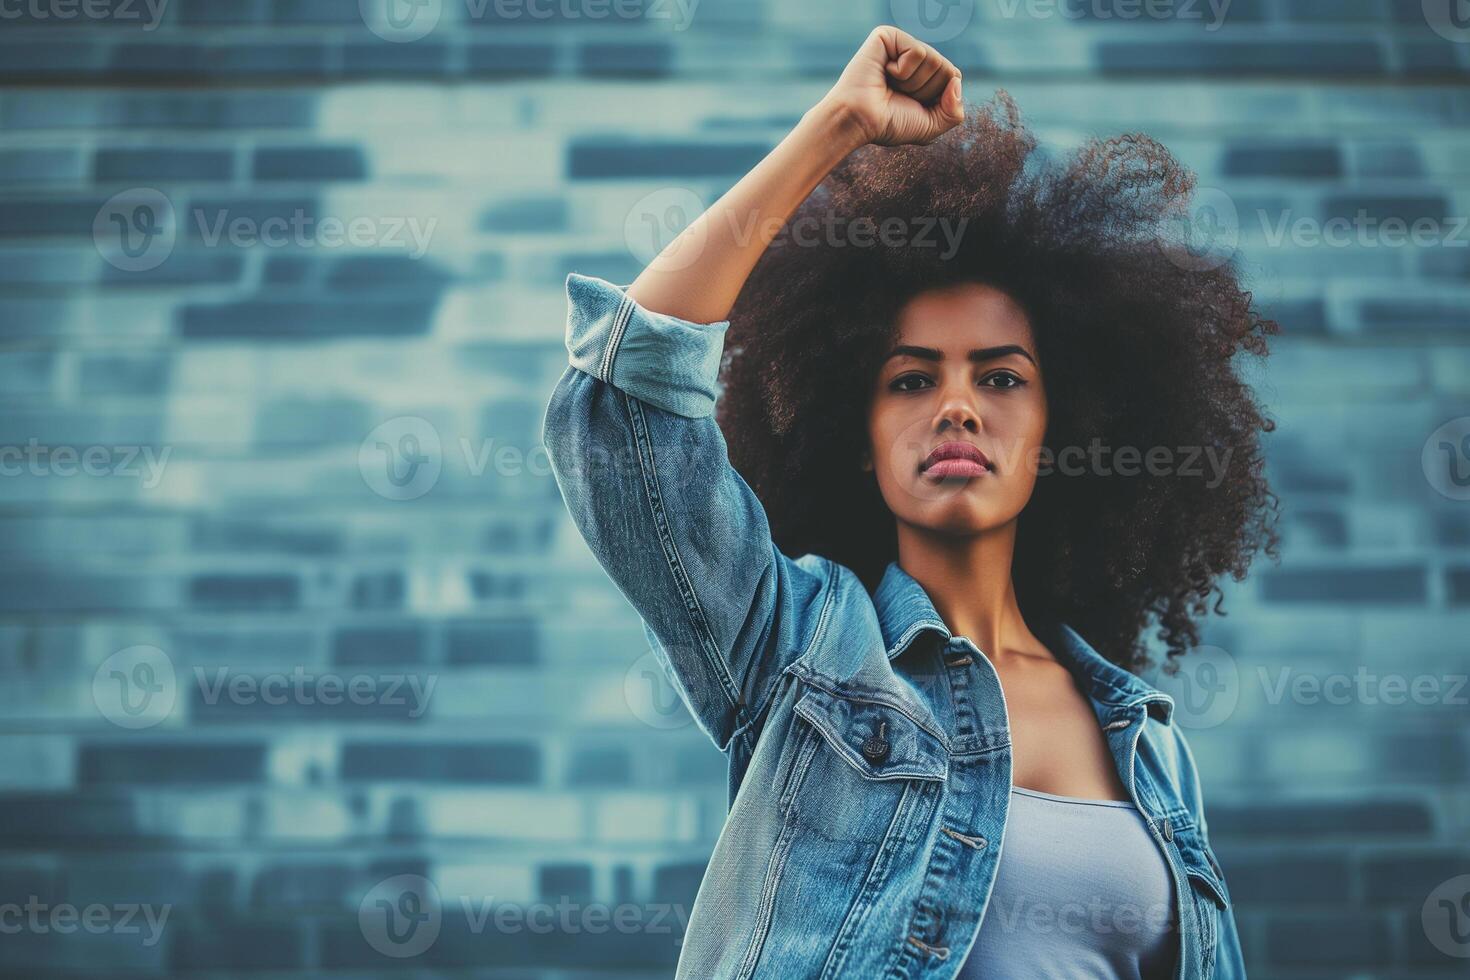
top-left (864, 283), bottom-right (1047, 537)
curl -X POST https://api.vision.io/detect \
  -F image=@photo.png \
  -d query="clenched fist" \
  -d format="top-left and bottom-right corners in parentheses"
top-left (821, 25), bottom-right (965, 147)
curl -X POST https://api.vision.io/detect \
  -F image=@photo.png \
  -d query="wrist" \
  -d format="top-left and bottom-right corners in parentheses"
top-left (802, 96), bottom-right (873, 157)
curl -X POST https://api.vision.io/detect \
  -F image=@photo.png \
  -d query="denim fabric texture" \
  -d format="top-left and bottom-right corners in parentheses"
top-left (544, 273), bottom-right (1245, 979)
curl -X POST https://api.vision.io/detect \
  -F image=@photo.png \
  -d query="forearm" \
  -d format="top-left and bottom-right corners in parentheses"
top-left (626, 99), bottom-right (868, 325)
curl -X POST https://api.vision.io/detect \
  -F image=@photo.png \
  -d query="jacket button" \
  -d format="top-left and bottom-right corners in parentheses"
top-left (861, 722), bottom-right (890, 764)
top-left (1161, 817), bottom-right (1174, 842)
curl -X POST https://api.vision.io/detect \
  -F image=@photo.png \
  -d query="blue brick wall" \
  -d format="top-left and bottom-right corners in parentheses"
top-left (0, 0), bottom-right (1467, 977)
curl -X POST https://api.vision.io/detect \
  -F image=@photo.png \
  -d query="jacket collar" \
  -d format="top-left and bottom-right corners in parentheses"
top-left (873, 561), bottom-right (1174, 722)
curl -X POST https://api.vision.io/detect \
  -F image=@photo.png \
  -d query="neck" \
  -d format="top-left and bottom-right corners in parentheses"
top-left (894, 519), bottom-right (1041, 660)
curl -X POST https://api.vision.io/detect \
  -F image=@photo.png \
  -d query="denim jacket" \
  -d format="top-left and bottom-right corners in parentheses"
top-left (542, 274), bottom-right (1246, 979)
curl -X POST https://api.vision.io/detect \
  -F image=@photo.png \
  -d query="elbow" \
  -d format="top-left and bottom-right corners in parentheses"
top-left (541, 365), bottom-right (582, 486)
top-left (542, 365), bottom-right (627, 507)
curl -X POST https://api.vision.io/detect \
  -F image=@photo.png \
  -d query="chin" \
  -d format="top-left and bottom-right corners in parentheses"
top-left (909, 497), bottom-right (1015, 536)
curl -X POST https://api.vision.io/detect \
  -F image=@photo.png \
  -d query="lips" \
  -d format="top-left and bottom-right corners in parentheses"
top-left (920, 441), bottom-right (993, 479)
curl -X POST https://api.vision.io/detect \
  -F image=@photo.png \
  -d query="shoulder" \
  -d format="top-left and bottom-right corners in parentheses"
top-left (777, 552), bottom-right (863, 632)
top-left (775, 554), bottom-right (888, 672)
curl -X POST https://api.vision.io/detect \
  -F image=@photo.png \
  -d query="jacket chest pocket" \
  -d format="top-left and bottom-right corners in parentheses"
top-left (1171, 822), bottom-right (1231, 978)
top-left (778, 684), bottom-right (949, 844)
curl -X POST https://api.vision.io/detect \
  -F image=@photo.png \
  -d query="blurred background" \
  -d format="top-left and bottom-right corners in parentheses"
top-left (1, 0), bottom-right (1468, 977)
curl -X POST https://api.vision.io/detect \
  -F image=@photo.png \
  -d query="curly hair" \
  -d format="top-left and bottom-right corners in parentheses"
top-left (717, 90), bottom-right (1279, 674)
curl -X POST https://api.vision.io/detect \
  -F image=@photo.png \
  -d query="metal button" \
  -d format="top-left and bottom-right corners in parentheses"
top-left (861, 721), bottom-right (889, 764)
top-left (1161, 816), bottom-right (1174, 842)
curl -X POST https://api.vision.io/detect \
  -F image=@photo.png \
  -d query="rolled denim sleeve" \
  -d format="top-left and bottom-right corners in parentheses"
top-left (563, 273), bottom-right (727, 419)
top-left (543, 274), bottom-right (825, 756)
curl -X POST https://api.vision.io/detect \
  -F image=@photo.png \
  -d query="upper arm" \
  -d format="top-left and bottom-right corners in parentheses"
top-left (542, 274), bottom-right (825, 753)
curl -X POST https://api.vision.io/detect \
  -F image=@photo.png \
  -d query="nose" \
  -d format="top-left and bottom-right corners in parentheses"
top-left (934, 385), bottom-right (981, 435)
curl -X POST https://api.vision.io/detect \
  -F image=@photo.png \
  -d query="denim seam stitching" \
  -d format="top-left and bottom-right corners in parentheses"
top-left (776, 724), bottom-right (822, 816)
top-left (732, 796), bottom-right (804, 980)
top-left (599, 292), bottom-right (635, 383)
top-left (622, 392), bottom-right (743, 733)
top-left (819, 779), bottom-right (928, 980)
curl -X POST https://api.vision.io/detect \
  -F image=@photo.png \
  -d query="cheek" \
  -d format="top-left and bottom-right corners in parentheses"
top-left (868, 401), bottom-right (930, 483)
top-left (995, 394), bottom-right (1048, 455)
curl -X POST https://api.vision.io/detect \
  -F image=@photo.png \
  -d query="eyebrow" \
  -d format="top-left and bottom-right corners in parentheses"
top-left (884, 343), bottom-right (1038, 367)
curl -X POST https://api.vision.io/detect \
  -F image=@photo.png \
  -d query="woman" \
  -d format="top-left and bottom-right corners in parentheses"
top-left (543, 25), bottom-right (1275, 980)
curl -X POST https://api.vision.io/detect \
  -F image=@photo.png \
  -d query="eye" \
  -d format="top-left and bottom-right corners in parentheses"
top-left (890, 373), bottom-right (933, 393)
top-left (981, 371), bottom-right (1026, 389)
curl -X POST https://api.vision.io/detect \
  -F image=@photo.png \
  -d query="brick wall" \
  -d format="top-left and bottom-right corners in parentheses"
top-left (0, 0), bottom-right (1467, 976)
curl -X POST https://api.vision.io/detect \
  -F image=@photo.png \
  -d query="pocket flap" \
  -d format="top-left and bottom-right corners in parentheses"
top-left (794, 685), bottom-right (949, 783)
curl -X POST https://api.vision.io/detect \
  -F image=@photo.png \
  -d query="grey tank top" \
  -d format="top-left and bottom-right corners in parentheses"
top-left (957, 785), bottom-right (1178, 979)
